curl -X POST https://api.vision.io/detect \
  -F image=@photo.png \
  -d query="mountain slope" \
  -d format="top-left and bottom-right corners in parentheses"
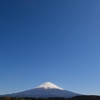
top-left (3, 82), bottom-right (80, 98)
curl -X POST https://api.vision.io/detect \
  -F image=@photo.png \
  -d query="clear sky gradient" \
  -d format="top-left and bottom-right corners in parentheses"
top-left (0, 0), bottom-right (100, 95)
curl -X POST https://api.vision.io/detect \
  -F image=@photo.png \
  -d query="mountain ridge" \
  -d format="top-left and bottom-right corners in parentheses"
top-left (1, 82), bottom-right (81, 98)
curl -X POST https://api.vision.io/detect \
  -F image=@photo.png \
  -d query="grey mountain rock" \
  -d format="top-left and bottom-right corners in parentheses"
top-left (2, 82), bottom-right (81, 98)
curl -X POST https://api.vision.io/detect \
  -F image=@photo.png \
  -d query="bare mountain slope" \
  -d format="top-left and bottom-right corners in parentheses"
top-left (3, 82), bottom-right (80, 98)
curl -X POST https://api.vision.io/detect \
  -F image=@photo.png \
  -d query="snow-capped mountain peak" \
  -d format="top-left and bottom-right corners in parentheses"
top-left (36, 82), bottom-right (64, 90)
top-left (2, 82), bottom-right (80, 98)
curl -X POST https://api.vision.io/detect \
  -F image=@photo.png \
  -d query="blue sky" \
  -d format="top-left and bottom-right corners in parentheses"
top-left (0, 0), bottom-right (100, 95)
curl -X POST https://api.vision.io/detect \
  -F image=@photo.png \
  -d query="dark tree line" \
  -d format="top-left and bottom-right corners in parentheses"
top-left (0, 95), bottom-right (100, 100)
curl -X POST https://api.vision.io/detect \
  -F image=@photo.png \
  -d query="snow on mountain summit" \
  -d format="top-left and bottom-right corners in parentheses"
top-left (36, 82), bottom-right (64, 90)
top-left (2, 82), bottom-right (80, 98)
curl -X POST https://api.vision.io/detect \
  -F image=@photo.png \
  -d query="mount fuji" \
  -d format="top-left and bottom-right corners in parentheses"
top-left (2, 82), bottom-right (80, 98)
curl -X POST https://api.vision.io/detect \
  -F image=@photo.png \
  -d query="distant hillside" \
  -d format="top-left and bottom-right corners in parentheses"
top-left (71, 95), bottom-right (100, 100)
